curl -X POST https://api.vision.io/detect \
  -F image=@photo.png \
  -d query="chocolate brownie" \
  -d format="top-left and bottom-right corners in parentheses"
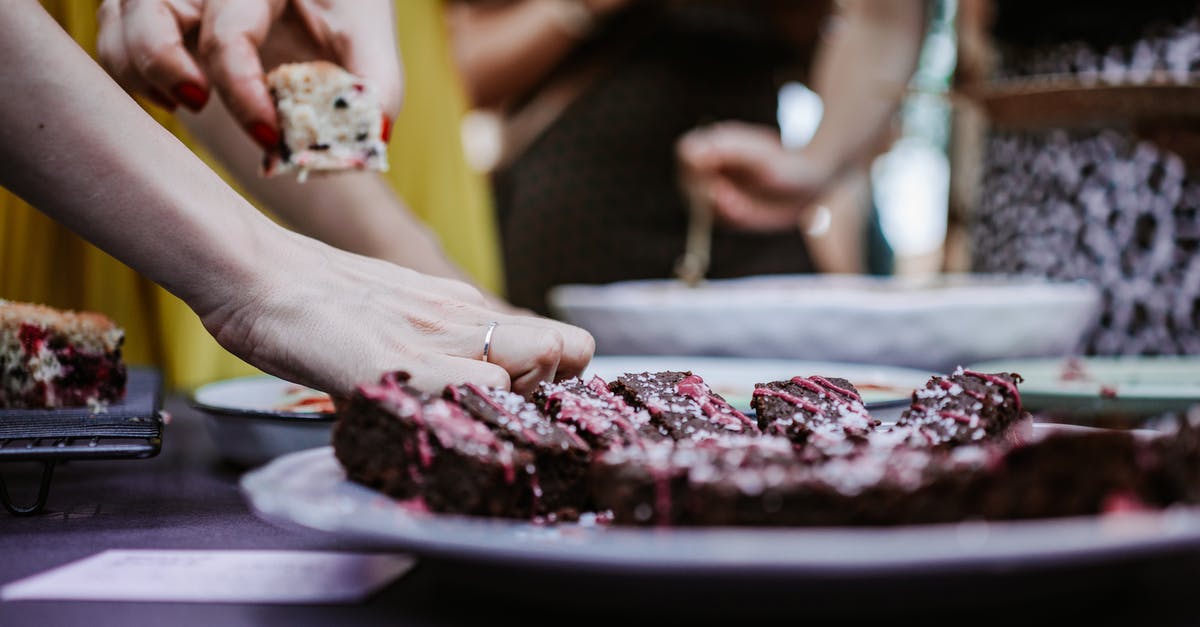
top-left (534, 376), bottom-right (663, 450)
top-left (610, 371), bottom-right (760, 441)
top-left (595, 423), bottom-right (1200, 527)
top-left (333, 372), bottom-right (532, 517)
top-left (751, 376), bottom-right (878, 460)
top-left (0, 300), bottom-right (127, 409)
top-left (896, 368), bottom-right (1026, 447)
top-left (337, 368), bottom-right (1200, 528)
top-left (447, 383), bottom-right (591, 520)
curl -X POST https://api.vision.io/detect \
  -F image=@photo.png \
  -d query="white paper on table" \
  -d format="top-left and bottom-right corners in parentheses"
top-left (0, 549), bottom-right (415, 604)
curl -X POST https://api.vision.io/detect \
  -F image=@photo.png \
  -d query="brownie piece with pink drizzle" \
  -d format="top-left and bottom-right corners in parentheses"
top-left (609, 371), bottom-right (760, 441)
top-left (0, 300), bottom-right (126, 409)
top-left (534, 376), bottom-right (663, 450)
top-left (751, 376), bottom-right (878, 453)
top-left (448, 383), bottom-right (591, 520)
top-left (896, 368), bottom-right (1027, 447)
top-left (333, 372), bottom-right (532, 517)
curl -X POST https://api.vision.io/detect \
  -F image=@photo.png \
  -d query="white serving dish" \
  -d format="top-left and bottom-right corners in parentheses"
top-left (549, 274), bottom-right (1102, 372)
top-left (191, 375), bottom-right (335, 467)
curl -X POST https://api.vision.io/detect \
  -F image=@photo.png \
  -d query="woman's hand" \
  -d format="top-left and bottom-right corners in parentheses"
top-left (196, 229), bottom-right (595, 398)
top-left (97, 0), bottom-right (403, 150)
top-left (677, 122), bottom-right (835, 232)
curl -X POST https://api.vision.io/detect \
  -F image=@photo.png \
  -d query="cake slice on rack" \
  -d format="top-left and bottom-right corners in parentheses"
top-left (0, 300), bottom-right (126, 409)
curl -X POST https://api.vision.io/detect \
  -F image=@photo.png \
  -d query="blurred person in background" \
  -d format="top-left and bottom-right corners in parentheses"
top-left (674, 1), bottom-right (924, 258)
top-left (2, 0), bottom-right (504, 390)
top-left (448, 0), bottom-right (920, 314)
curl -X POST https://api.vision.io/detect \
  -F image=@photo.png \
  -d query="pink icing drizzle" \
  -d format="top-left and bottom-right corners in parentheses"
top-left (464, 383), bottom-right (589, 450)
top-left (961, 370), bottom-right (1022, 413)
top-left (546, 376), bottom-right (641, 440)
top-left (675, 374), bottom-right (756, 432)
top-left (753, 386), bottom-right (822, 414)
top-left (416, 429), bottom-right (434, 468)
top-left (808, 376), bottom-right (862, 401)
top-left (938, 410), bottom-right (973, 424)
top-left (652, 468), bottom-right (672, 527)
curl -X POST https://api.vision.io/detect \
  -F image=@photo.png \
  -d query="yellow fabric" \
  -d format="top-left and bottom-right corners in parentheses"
top-left (1, 0), bottom-right (500, 391)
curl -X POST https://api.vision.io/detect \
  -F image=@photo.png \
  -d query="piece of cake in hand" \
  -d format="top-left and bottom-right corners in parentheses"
top-left (263, 61), bottom-right (389, 181)
top-left (0, 300), bottom-right (127, 409)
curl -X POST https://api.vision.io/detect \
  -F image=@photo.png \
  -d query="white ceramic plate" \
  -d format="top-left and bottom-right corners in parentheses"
top-left (585, 356), bottom-right (929, 420)
top-left (242, 444), bottom-right (1200, 577)
top-left (971, 356), bottom-right (1200, 417)
top-left (191, 375), bottom-right (335, 467)
top-left (549, 274), bottom-right (1101, 372)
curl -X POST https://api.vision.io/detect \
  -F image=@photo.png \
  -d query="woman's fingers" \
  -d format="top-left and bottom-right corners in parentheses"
top-left (198, 0), bottom-right (285, 148)
top-left (97, 1), bottom-right (159, 104)
top-left (531, 318), bottom-right (594, 380)
top-left (400, 353), bottom-right (511, 395)
top-left (466, 320), bottom-right (564, 396)
top-left (313, 0), bottom-right (405, 120)
top-left (120, 0), bottom-right (209, 111)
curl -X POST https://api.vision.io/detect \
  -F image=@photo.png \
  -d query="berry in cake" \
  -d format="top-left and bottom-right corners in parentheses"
top-left (0, 300), bottom-right (126, 409)
top-left (262, 61), bottom-right (389, 181)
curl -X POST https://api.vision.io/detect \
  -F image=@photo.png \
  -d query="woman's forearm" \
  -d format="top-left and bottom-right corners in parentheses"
top-left (804, 0), bottom-right (925, 173)
top-left (447, 0), bottom-right (591, 109)
top-left (0, 0), bottom-right (272, 315)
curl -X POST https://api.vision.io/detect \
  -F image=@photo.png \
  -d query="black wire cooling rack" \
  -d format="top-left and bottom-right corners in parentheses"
top-left (0, 368), bottom-right (163, 515)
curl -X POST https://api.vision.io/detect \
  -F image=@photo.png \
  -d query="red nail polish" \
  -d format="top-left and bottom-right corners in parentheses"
top-left (146, 90), bottom-right (177, 112)
top-left (247, 122), bottom-right (280, 151)
top-left (171, 82), bottom-right (209, 111)
top-left (380, 113), bottom-right (392, 143)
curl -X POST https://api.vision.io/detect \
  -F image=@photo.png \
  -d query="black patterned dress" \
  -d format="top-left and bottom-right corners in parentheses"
top-left (493, 5), bottom-right (819, 314)
top-left (971, 1), bottom-right (1200, 355)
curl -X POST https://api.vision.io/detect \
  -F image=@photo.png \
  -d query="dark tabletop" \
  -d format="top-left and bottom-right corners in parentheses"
top-left (2, 397), bottom-right (1200, 626)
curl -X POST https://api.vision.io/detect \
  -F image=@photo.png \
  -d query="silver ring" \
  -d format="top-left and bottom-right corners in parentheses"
top-left (481, 321), bottom-right (499, 363)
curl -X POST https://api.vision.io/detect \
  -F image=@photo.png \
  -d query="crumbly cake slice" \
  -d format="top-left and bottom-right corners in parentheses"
top-left (610, 371), bottom-right (760, 441)
top-left (263, 61), bottom-right (388, 180)
top-left (0, 300), bottom-right (126, 409)
top-left (895, 368), bottom-right (1026, 447)
top-left (333, 372), bottom-right (533, 517)
top-left (535, 376), bottom-right (663, 450)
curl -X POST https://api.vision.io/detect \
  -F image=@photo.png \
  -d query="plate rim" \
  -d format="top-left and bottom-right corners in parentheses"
top-left (190, 374), bottom-right (335, 422)
top-left (969, 356), bottom-right (1200, 402)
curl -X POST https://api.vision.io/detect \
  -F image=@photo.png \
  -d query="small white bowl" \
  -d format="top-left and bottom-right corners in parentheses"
top-left (191, 376), bottom-right (335, 468)
top-left (549, 274), bottom-right (1101, 372)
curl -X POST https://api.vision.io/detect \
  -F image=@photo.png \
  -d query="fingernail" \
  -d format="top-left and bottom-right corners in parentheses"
top-left (380, 113), bottom-right (392, 143)
top-left (171, 82), bottom-right (208, 111)
top-left (247, 122), bottom-right (280, 151)
top-left (146, 90), bottom-right (177, 112)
